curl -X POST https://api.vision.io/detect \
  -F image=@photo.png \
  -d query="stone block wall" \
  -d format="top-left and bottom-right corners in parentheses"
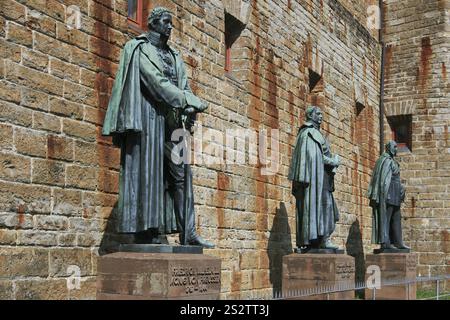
top-left (382, 0), bottom-right (449, 287)
top-left (0, 0), bottom-right (381, 299)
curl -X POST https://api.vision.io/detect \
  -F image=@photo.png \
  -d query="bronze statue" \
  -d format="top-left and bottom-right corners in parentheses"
top-left (368, 141), bottom-right (410, 251)
top-left (102, 7), bottom-right (213, 248)
top-left (288, 106), bottom-right (341, 252)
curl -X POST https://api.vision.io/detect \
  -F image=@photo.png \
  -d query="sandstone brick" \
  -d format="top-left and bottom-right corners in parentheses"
top-left (17, 229), bottom-right (58, 246)
top-left (0, 0), bottom-right (26, 23)
top-left (79, 68), bottom-right (97, 88)
top-left (14, 127), bottom-right (47, 157)
top-left (89, 2), bottom-right (127, 31)
top-left (0, 16), bottom-right (4, 38)
top-left (0, 38), bottom-right (21, 62)
top-left (0, 247), bottom-right (49, 277)
top-left (57, 232), bottom-right (77, 246)
top-left (34, 214), bottom-right (69, 231)
top-left (74, 140), bottom-right (97, 165)
top-left (25, 0), bottom-right (65, 21)
top-left (49, 58), bottom-right (80, 82)
top-left (98, 168), bottom-right (119, 193)
top-left (81, 191), bottom-right (117, 212)
top-left (84, 105), bottom-right (106, 125)
top-left (0, 80), bottom-right (21, 104)
top-left (76, 232), bottom-right (102, 247)
top-left (0, 180), bottom-right (51, 214)
top-left (15, 279), bottom-right (67, 300)
top-left (21, 87), bottom-right (49, 111)
top-left (66, 164), bottom-right (98, 190)
top-left (25, 9), bottom-right (57, 37)
top-left (6, 21), bottom-right (32, 47)
top-left (63, 118), bottom-right (96, 142)
top-left (67, 276), bottom-right (97, 300)
top-left (49, 248), bottom-right (92, 276)
top-left (34, 32), bottom-right (71, 62)
top-left (33, 111), bottom-right (62, 133)
top-left (419, 252), bottom-right (446, 265)
top-left (22, 48), bottom-right (49, 72)
top-left (56, 22), bottom-right (89, 49)
top-left (47, 134), bottom-right (74, 161)
top-left (70, 46), bottom-right (97, 71)
top-left (0, 229), bottom-right (17, 244)
top-left (97, 144), bottom-right (120, 169)
top-left (52, 188), bottom-right (82, 216)
top-left (32, 158), bottom-right (65, 186)
top-left (89, 35), bottom-right (121, 62)
top-left (64, 81), bottom-right (98, 106)
top-left (49, 97), bottom-right (84, 120)
top-left (0, 212), bottom-right (34, 229)
top-left (0, 281), bottom-right (14, 299)
top-left (0, 151), bottom-right (31, 183)
top-left (5, 61), bottom-right (63, 95)
top-left (0, 123), bottom-right (13, 151)
top-left (68, 217), bottom-right (103, 232)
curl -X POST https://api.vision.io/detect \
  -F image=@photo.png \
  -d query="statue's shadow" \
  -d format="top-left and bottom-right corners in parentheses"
top-left (98, 201), bottom-right (135, 256)
top-left (267, 202), bottom-right (292, 295)
top-left (345, 219), bottom-right (366, 299)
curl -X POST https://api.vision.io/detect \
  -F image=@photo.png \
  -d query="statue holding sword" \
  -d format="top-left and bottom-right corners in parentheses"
top-left (102, 7), bottom-right (214, 248)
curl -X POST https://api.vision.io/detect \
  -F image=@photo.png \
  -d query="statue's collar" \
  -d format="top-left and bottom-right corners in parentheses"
top-left (303, 121), bottom-right (320, 130)
top-left (146, 31), bottom-right (169, 49)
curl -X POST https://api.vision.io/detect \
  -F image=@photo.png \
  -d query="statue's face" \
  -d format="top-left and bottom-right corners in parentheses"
top-left (311, 109), bottom-right (323, 126)
top-left (388, 142), bottom-right (398, 156)
top-left (152, 12), bottom-right (173, 38)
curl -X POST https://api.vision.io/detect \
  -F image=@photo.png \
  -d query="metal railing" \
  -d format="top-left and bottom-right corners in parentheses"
top-left (237, 275), bottom-right (449, 300)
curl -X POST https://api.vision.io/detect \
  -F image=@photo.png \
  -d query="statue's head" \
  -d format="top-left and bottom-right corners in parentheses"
top-left (385, 140), bottom-right (398, 157)
top-left (148, 7), bottom-right (173, 38)
top-left (305, 105), bottom-right (323, 127)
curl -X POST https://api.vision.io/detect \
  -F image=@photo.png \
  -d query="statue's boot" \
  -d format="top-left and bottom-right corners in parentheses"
top-left (186, 234), bottom-right (215, 249)
top-left (381, 242), bottom-right (396, 249)
top-left (320, 237), bottom-right (339, 250)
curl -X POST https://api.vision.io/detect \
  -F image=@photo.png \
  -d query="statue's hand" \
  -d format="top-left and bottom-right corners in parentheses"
top-left (333, 155), bottom-right (340, 167)
top-left (183, 107), bottom-right (196, 115)
top-left (194, 101), bottom-right (208, 113)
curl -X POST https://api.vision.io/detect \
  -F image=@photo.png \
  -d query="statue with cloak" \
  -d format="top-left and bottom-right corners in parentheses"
top-left (102, 7), bottom-right (214, 248)
top-left (368, 141), bottom-right (410, 251)
top-left (288, 106), bottom-right (341, 252)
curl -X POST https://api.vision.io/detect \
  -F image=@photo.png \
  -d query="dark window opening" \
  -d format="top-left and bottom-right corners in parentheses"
top-left (356, 101), bottom-right (365, 116)
top-left (224, 13), bottom-right (245, 72)
top-left (128, 0), bottom-right (146, 30)
top-left (388, 115), bottom-right (412, 152)
top-left (308, 68), bottom-right (322, 92)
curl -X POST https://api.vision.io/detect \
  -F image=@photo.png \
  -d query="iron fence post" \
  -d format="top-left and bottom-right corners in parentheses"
top-left (436, 279), bottom-right (440, 300)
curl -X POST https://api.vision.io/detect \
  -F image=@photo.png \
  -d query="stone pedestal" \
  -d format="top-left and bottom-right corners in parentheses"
top-left (365, 253), bottom-right (417, 300)
top-left (96, 252), bottom-right (221, 300)
top-left (282, 254), bottom-right (355, 300)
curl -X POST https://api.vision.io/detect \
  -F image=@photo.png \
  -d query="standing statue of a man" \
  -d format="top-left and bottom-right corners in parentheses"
top-left (102, 7), bottom-right (214, 248)
top-left (288, 106), bottom-right (341, 252)
top-left (368, 141), bottom-right (410, 251)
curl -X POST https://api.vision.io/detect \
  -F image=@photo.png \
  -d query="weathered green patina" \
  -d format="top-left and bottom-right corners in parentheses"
top-left (102, 8), bottom-right (212, 248)
top-left (288, 106), bottom-right (340, 249)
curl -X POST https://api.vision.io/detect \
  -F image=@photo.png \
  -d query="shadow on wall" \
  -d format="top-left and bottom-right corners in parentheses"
top-left (98, 201), bottom-right (135, 255)
top-left (267, 202), bottom-right (292, 294)
top-left (345, 219), bottom-right (365, 298)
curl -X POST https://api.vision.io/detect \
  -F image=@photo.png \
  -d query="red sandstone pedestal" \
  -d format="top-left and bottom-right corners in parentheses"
top-left (365, 253), bottom-right (417, 300)
top-left (282, 253), bottom-right (355, 300)
top-left (96, 252), bottom-right (221, 300)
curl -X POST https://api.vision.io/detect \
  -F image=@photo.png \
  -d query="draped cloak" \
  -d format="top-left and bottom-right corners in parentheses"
top-left (102, 34), bottom-right (203, 233)
top-left (288, 122), bottom-right (339, 246)
top-left (367, 152), bottom-right (399, 244)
